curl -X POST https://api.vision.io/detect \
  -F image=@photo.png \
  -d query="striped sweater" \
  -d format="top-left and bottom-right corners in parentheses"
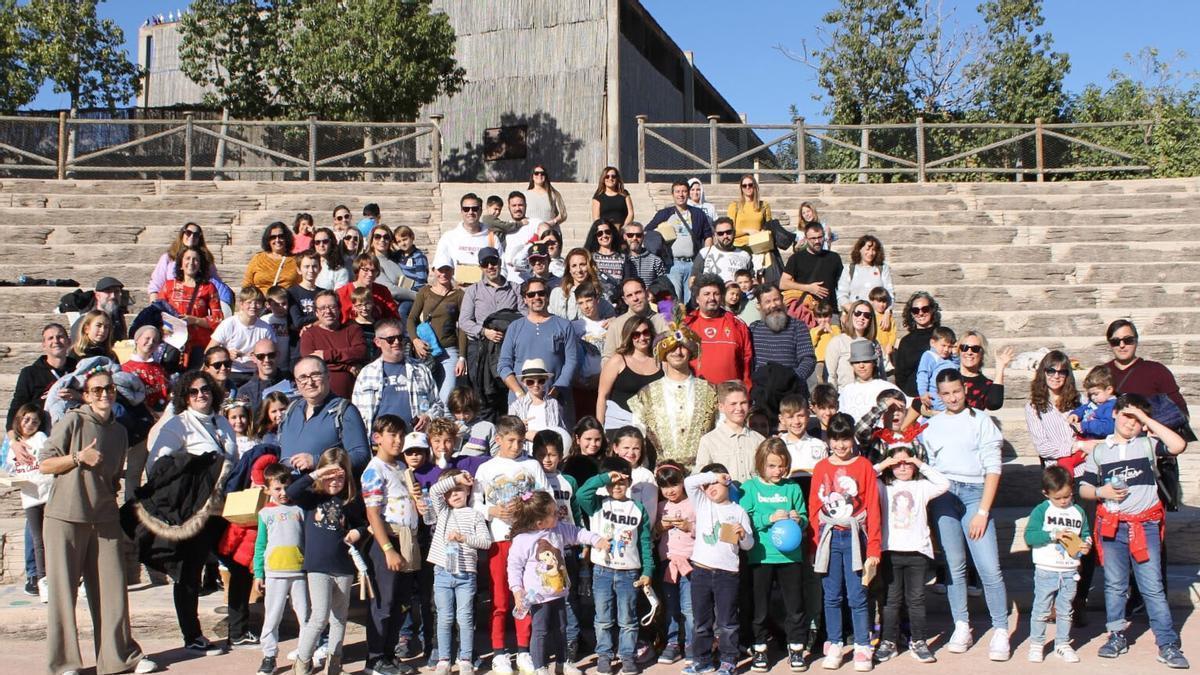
top-left (426, 475), bottom-right (493, 571)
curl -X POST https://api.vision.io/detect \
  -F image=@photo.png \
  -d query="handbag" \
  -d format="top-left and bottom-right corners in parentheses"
top-left (416, 290), bottom-right (451, 360)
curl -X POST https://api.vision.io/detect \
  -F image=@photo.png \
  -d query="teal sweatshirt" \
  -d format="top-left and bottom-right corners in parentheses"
top-left (739, 476), bottom-right (808, 564)
top-left (577, 472), bottom-right (654, 578)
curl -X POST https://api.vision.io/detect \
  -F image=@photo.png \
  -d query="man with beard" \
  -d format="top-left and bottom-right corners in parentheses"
top-left (748, 284), bottom-right (817, 395)
top-left (684, 274), bottom-right (753, 390)
top-left (235, 338), bottom-right (296, 412)
top-left (602, 277), bottom-right (668, 361)
top-left (781, 222), bottom-right (843, 312)
top-left (67, 277), bottom-right (128, 342)
top-left (497, 277), bottom-right (578, 406)
top-left (690, 217), bottom-right (751, 290)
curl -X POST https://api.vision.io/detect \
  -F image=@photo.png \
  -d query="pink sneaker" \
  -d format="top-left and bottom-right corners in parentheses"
top-left (852, 646), bottom-right (873, 672)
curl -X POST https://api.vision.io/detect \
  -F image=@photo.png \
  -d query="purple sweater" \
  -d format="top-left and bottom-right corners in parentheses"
top-left (507, 523), bottom-right (601, 603)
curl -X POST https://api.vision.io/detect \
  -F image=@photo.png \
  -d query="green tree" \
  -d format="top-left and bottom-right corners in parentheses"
top-left (177, 0), bottom-right (297, 118)
top-left (288, 0), bottom-right (465, 122)
top-left (0, 0), bottom-right (38, 111)
top-left (21, 0), bottom-right (141, 112)
top-left (968, 0), bottom-right (1069, 122)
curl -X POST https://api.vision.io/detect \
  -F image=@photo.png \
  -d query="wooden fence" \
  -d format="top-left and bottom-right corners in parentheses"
top-left (636, 115), bottom-right (1184, 183)
top-left (0, 113), bottom-right (444, 181)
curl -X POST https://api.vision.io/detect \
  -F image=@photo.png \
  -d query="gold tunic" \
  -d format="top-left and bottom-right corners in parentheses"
top-left (629, 376), bottom-right (717, 469)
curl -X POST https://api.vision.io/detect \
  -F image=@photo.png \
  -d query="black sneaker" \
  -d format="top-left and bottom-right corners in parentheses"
top-left (788, 647), bottom-right (808, 672)
top-left (567, 640), bottom-right (580, 663)
top-left (231, 632), bottom-right (260, 647)
top-left (365, 658), bottom-right (401, 675)
top-left (658, 645), bottom-right (682, 664)
top-left (185, 636), bottom-right (225, 655)
top-left (23, 577), bottom-right (37, 596)
top-left (874, 640), bottom-right (897, 662)
top-left (395, 637), bottom-right (422, 659)
top-left (751, 648), bottom-right (769, 672)
top-left (256, 656), bottom-right (276, 675)
top-left (1098, 632), bottom-right (1128, 659)
top-left (909, 640), bottom-right (936, 664)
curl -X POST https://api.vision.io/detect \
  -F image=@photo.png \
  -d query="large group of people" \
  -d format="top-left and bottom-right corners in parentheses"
top-left (2, 166), bottom-right (1193, 675)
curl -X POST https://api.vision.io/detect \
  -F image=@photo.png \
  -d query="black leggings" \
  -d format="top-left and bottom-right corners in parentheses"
top-left (881, 552), bottom-right (929, 643)
top-left (750, 562), bottom-right (807, 646)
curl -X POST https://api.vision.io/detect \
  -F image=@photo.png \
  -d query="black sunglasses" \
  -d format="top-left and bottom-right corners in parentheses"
top-left (959, 344), bottom-right (983, 354)
top-left (377, 334), bottom-right (403, 345)
top-left (206, 361), bottom-right (232, 370)
top-left (715, 230), bottom-right (734, 236)
top-left (1044, 367), bottom-right (1070, 377)
top-left (1108, 336), bottom-right (1137, 347)
top-left (911, 305), bottom-right (932, 315)
top-left (188, 385), bottom-right (213, 396)
top-left (461, 205), bottom-right (481, 213)
top-left (525, 290), bottom-right (548, 298)
top-left (254, 352), bottom-right (277, 361)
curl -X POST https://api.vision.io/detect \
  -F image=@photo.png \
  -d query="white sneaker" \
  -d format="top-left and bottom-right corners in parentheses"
top-left (1053, 645), bottom-right (1080, 663)
top-left (988, 629), bottom-right (1010, 662)
top-left (946, 621), bottom-right (973, 654)
top-left (533, 669), bottom-right (549, 675)
top-left (1028, 644), bottom-right (1044, 663)
top-left (822, 642), bottom-right (844, 670)
top-left (312, 645), bottom-right (328, 668)
top-left (458, 659), bottom-right (476, 675)
top-left (286, 649), bottom-right (298, 662)
top-left (435, 660), bottom-right (452, 675)
top-left (562, 661), bottom-right (583, 675)
top-left (135, 657), bottom-right (159, 674)
top-left (38, 577), bottom-right (48, 604)
top-left (492, 653), bottom-right (514, 675)
top-left (516, 652), bottom-right (536, 675)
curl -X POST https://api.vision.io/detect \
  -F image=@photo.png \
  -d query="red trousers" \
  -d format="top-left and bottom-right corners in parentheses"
top-left (489, 539), bottom-right (532, 650)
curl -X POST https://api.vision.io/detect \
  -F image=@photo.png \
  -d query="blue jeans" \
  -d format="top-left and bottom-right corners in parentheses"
top-left (25, 520), bottom-right (36, 579)
top-left (433, 566), bottom-right (477, 662)
top-left (668, 259), bottom-right (693, 304)
top-left (930, 481), bottom-right (1009, 629)
top-left (593, 565), bottom-right (638, 662)
top-left (1031, 568), bottom-right (1077, 647)
top-left (663, 572), bottom-right (694, 656)
top-left (820, 529), bottom-right (870, 647)
top-left (1101, 520), bottom-right (1178, 647)
top-left (564, 547), bottom-right (582, 645)
top-left (434, 347), bottom-right (460, 405)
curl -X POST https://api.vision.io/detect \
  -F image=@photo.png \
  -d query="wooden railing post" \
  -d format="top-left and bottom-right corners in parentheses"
top-left (858, 127), bottom-right (870, 183)
top-left (1034, 117), bottom-right (1045, 182)
top-left (307, 115), bottom-right (318, 181)
top-left (708, 114), bottom-right (720, 184)
top-left (636, 114), bottom-right (647, 183)
top-left (429, 114), bottom-right (443, 183)
top-left (183, 114), bottom-right (194, 180)
top-left (794, 116), bottom-right (806, 183)
top-left (915, 117), bottom-right (926, 183)
top-left (56, 111), bottom-right (67, 179)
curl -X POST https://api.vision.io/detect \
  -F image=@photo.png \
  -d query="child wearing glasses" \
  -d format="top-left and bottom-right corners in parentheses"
top-left (915, 327), bottom-right (959, 414)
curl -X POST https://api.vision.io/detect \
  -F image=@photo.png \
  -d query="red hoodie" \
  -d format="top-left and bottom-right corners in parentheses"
top-left (808, 455), bottom-right (882, 560)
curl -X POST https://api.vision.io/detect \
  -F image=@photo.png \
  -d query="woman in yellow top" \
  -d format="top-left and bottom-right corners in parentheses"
top-left (242, 221), bottom-right (300, 293)
top-left (726, 174), bottom-right (773, 242)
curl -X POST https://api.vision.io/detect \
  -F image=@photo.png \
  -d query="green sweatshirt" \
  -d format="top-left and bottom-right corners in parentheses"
top-left (577, 473), bottom-right (654, 578)
top-left (739, 476), bottom-right (808, 564)
top-left (1024, 499), bottom-right (1090, 571)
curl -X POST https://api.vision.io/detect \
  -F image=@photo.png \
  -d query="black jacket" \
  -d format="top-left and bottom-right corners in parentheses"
top-left (120, 451), bottom-right (229, 581)
top-left (894, 326), bottom-right (935, 397)
top-left (7, 354), bottom-right (78, 432)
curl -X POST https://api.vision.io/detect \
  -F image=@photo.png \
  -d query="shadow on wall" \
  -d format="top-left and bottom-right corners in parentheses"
top-left (442, 111), bottom-right (584, 182)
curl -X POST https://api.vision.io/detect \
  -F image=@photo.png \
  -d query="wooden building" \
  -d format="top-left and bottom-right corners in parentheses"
top-left (137, 0), bottom-right (760, 182)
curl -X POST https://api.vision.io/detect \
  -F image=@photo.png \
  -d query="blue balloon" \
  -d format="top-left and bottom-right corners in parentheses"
top-left (769, 518), bottom-right (803, 553)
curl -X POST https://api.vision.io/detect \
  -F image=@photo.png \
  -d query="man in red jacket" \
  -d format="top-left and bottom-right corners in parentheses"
top-left (685, 273), bottom-right (753, 390)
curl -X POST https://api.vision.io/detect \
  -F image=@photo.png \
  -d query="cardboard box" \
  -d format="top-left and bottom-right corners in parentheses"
top-left (222, 487), bottom-right (267, 526)
top-left (454, 264), bottom-right (482, 285)
top-left (746, 230), bottom-right (774, 253)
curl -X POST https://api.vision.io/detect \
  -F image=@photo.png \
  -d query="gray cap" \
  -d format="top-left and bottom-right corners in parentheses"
top-left (95, 276), bottom-right (123, 291)
top-left (848, 339), bottom-right (876, 364)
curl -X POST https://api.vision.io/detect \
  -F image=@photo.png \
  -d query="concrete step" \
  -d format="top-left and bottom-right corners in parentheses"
top-left (935, 308), bottom-right (1200, 340)
top-left (892, 283), bottom-right (1200, 312)
top-left (646, 176), bottom-right (1200, 197)
top-left (889, 261), bottom-right (1200, 284)
top-left (4, 192), bottom-right (438, 213)
top-left (157, 179), bottom-right (439, 197)
top-left (992, 366), bottom-right (1200, 402)
top-left (0, 244), bottom-right (234, 265)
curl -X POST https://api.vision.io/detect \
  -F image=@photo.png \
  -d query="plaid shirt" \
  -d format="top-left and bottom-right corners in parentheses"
top-left (351, 357), bottom-right (447, 433)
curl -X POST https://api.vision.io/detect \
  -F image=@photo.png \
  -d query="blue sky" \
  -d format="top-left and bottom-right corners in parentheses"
top-left (27, 0), bottom-right (1200, 124)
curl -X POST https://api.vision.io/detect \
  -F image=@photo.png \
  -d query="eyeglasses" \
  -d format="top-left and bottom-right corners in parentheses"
top-left (741, 183), bottom-right (755, 189)
top-left (344, 235), bottom-right (361, 242)
top-left (403, 448), bottom-right (426, 456)
top-left (480, 259), bottom-right (500, 268)
top-left (1108, 336), bottom-right (1137, 347)
top-left (715, 230), bottom-right (734, 236)
top-left (316, 304), bottom-right (339, 313)
top-left (295, 373), bottom-right (323, 385)
top-left (334, 214), bottom-right (351, 221)
top-left (959, 344), bottom-right (983, 354)
top-left (624, 232), bottom-right (644, 240)
top-left (852, 310), bottom-right (872, 318)
top-left (206, 360), bottom-right (232, 370)
top-left (532, 170), bottom-right (546, 176)
top-left (188, 385), bottom-right (212, 397)
top-left (1044, 367), bottom-right (1070, 377)
top-left (313, 238), bottom-right (332, 246)
top-left (254, 352), bottom-right (277, 361)
top-left (377, 334), bottom-right (403, 345)
top-left (87, 384), bottom-right (115, 397)
top-left (461, 205), bottom-right (481, 213)
top-left (595, 229), bottom-right (613, 237)
top-left (910, 305), bottom-right (932, 315)
top-left (182, 229), bottom-right (201, 238)
top-left (525, 290), bottom-right (547, 298)
top-left (522, 377), bottom-right (547, 386)
top-left (373, 233), bottom-right (392, 241)
top-left (604, 174), bottom-right (617, 180)
top-left (632, 329), bottom-right (652, 339)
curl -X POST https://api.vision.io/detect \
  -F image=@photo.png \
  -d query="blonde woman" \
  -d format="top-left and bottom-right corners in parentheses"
top-left (727, 174), bottom-right (773, 241)
top-left (824, 300), bottom-right (885, 389)
top-left (73, 310), bottom-right (117, 362)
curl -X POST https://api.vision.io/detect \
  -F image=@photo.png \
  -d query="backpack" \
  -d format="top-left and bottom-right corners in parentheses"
top-left (285, 396), bottom-right (350, 437)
